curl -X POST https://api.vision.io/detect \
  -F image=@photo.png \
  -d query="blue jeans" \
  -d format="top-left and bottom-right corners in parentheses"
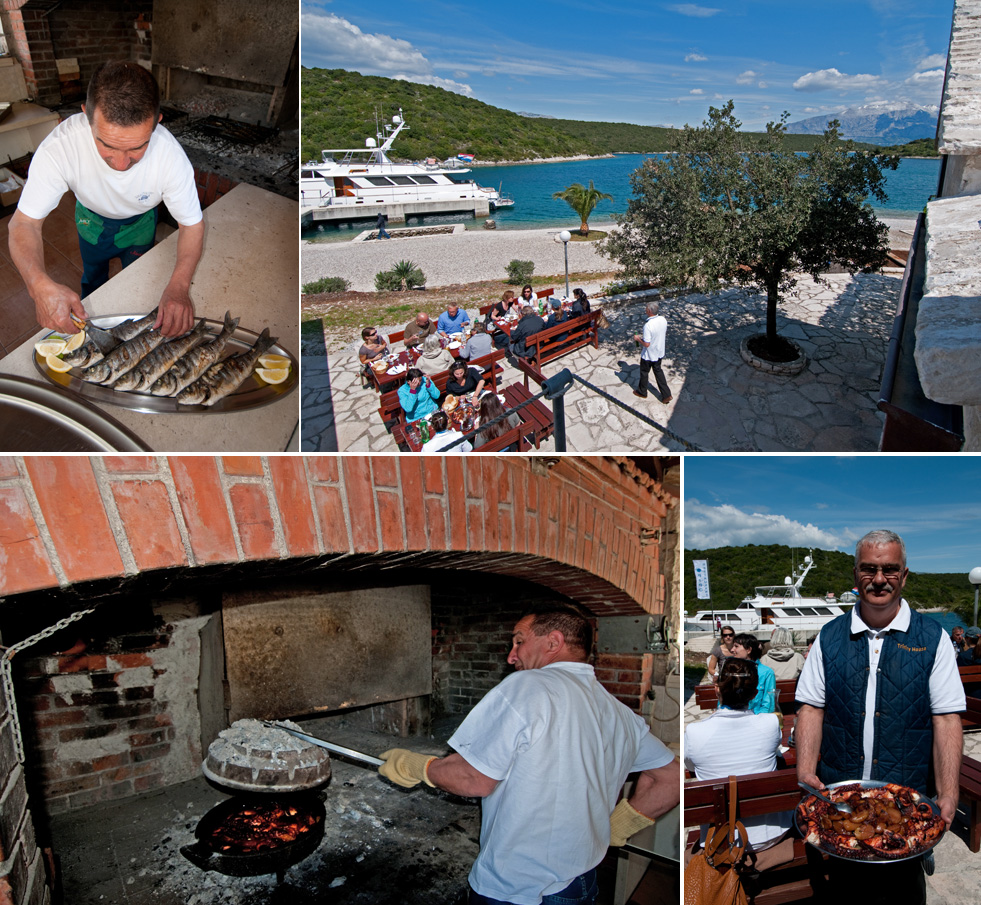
top-left (469, 868), bottom-right (598, 905)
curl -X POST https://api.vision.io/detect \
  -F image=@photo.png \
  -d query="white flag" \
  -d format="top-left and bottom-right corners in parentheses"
top-left (692, 560), bottom-right (711, 600)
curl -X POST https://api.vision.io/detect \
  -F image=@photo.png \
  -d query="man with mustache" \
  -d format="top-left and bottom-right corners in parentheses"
top-left (795, 529), bottom-right (964, 904)
top-left (378, 604), bottom-right (678, 905)
top-left (9, 60), bottom-right (203, 338)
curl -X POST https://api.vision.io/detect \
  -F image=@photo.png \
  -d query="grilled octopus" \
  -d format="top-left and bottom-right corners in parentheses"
top-left (797, 783), bottom-right (945, 860)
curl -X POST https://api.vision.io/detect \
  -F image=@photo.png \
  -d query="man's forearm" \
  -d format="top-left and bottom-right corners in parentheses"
top-left (426, 753), bottom-right (499, 798)
top-left (168, 219), bottom-right (204, 290)
top-left (932, 712), bottom-right (962, 822)
top-left (795, 703), bottom-right (824, 785)
top-left (628, 760), bottom-right (680, 820)
top-left (9, 212), bottom-right (50, 295)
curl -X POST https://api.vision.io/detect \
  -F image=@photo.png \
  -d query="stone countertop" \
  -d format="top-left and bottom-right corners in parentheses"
top-left (2, 183), bottom-right (299, 452)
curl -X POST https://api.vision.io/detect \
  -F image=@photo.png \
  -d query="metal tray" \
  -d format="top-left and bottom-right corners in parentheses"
top-left (0, 374), bottom-right (151, 451)
top-left (795, 779), bottom-right (944, 863)
top-left (32, 314), bottom-right (298, 414)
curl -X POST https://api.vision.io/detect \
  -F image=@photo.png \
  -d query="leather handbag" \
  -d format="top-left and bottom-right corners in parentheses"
top-left (683, 777), bottom-right (749, 905)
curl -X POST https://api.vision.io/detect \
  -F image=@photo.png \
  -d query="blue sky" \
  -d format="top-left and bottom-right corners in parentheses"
top-left (301, 0), bottom-right (953, 131)
top-left (684, 456), bottom-right (981, 574)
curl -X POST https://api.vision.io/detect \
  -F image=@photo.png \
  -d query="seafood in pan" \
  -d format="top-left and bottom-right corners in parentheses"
top-left (797, 782), bottom-right (945, 860)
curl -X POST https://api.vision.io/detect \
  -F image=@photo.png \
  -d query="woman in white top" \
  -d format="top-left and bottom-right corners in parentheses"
top-left (684, 658), bottom-right (792, 852)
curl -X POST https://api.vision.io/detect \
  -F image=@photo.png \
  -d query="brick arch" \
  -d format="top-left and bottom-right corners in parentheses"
top-left (0, 456), bottom-right (676, 615)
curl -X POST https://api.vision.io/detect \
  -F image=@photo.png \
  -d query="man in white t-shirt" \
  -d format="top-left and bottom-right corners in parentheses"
top-left (377, 605), bottom-right (678, 905)
top-left (9, 61), bottom-right (204, 337)
top-left (632, 301), bottom-right (672, 403)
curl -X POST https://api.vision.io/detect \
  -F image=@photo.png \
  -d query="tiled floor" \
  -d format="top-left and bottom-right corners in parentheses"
top-left (0, 192), bottom-right (124, 360)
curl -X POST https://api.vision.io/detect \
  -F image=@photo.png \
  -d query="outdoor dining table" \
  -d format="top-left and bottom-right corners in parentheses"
top-left (367, 334), bottom-right (469, 393)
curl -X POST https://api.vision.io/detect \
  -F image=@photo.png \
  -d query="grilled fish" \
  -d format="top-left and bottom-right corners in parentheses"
top-left (148, 312), bottom-right (240, 397)
top-left (63, 339), bottom-right (111, 369)
top-left (107, 308), bottom-right (159, 342)
top-left (79, 326), bottom-right (166, 385)
top-left (176, 329), bottom-right (277, 406)
top-left (110, 320), bottom-right (211, 393)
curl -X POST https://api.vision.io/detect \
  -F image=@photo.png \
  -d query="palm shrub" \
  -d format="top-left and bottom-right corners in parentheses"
top-left (375, 260), bottom-right (426, 291)
top-left (552, 180), bottom-right (614, 235)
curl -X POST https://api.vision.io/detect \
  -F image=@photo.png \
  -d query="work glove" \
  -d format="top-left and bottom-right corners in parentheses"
top-left (378, 748), bottom-right (437, 788)
top-left (609, 799), bottom-right (656, 846)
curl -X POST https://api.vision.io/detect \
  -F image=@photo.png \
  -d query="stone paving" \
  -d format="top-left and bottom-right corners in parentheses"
top-left (683, 658), bottom-right (981, 904)
top-left (301, 270), bottom-right (900, 452)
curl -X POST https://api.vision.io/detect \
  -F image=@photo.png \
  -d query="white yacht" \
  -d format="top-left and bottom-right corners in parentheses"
top-left (686, 551), bottom-right (854, 633)
top-left (300, 109), bottom-right (511, 213)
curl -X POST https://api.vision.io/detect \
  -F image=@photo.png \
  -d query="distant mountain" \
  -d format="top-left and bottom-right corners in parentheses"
top-left (516, 111), bottom-right (556, 119)
top-left (786, 103), bottom-right (938, 144)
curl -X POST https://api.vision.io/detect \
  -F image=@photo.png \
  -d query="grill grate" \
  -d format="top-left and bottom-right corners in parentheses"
top-left (183, 116), bottom-right (278, 147)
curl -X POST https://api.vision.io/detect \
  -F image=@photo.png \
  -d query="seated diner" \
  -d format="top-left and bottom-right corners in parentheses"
top-left (415, 333), bottom-right (454, 376)
top-left (403, 312), bottom-right (437, 348)
top-left (446, 359), bottom-right (485, 405)
top-left (474, 393), bottom-right (521, 451)
top-left (422, 410), bottom-right (472, 453)
top-left (460, 320), bottom-right (493, 360)
top-left (358, 326), bottom-right (389, 366)
top-left (397, 368), bottom-right (440, 423)
top-left (437, 303), bottom-right (470, 336)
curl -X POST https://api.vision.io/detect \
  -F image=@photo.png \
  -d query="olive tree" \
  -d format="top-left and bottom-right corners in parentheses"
top-left (601, 101), bottom-right (898, 357)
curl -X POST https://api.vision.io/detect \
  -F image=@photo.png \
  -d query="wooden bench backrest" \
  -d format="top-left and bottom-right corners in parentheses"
top-left (959, 664), bottom-right (981, 681)
top-left (524, 309), bottom-right (601, 364)
top-left (693, 678), bottom-right (798, 711)
top-left (684, 767), bottom-right (802, 828)
top-left (472, 423), bottom-right (529, 452)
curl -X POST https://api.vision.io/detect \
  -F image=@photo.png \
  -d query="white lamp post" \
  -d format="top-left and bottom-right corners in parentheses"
top-left (970, 566), bottom-right (981, 628)
top-left (557, 230), bottom-right (571, 298)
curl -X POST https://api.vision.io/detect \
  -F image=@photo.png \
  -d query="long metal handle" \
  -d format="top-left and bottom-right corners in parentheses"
top-left (260, 720), bottom-right (385, 768)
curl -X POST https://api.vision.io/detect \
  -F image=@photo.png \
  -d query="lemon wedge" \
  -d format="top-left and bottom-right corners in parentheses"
top-left (45, 353), bottom-right (74, 373)
top-left (62, 330), bottom-right (87, 353)
top-left (258, 354), bottom-right (291, 370)
top-left (255, 367), bottom-right (290, 385)
top-left (35, 338), bottom-right (68, 358)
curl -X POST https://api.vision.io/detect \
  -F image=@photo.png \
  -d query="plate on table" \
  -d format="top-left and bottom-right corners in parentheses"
top-left (387, 363), bottom-right (407, 375)
top-left (795, 780), bottom-right (945, 863)
top-left (33, 314), bottom-right (298, 414)
top-left (447, 341), bottom-right (462, 350)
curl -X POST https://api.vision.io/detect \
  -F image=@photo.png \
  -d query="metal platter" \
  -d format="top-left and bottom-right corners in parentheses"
top-left (32, 314), bottom-right (298, 414)
top-left (795, 779), bottom-right (945, 863)
top-left (0, 374), bottom-right (151, 451)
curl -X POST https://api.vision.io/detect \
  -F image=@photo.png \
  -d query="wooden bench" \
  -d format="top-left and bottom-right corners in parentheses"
top-left (377, 349), bottom-right (506, 429)
top-left (685, 767), bottom-right (826, 904)
top-left (500, 382), bottom-right (554, 449)
top-left (693, 680), bottom-right (799, 715)
top-left (522, 308), bottom-right (602, 366)
top-left (960, 698), bottom-right (981, 853)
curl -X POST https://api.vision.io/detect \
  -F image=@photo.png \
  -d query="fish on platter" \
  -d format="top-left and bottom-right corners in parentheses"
top-left (176, 329), bottom-right (277, 406)
top-left (148, 312), bottom-right (240, 397)
top-left (110, 320), bottom-right (211, 393)
top-left (107, 308), bottom-right (159, 342)
top-left (78, 326), bottom-right (166, 385)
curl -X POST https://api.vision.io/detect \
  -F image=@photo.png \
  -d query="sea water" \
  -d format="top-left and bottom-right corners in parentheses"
top-left (301, 154), bottom-right (940, 238)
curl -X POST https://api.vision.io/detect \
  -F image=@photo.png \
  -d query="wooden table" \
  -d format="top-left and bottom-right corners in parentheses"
top-left (2, 183), bottom-right (298, 451)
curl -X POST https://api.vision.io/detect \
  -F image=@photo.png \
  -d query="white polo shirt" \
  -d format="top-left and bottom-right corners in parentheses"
top-left (642, 314), bottom-right (667, 361)
top-left (18, 112), bottom-right (202, 225)
top-left (795, 600), bottom-right (965, 780)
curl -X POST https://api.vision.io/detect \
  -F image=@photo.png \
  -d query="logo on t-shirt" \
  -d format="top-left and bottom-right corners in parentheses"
top-left (136, 192), bottom-right (152, 203)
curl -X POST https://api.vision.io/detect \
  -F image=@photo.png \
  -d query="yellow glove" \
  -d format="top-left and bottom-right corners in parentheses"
top-left (609, 799), bottom-right (655, 846)
top-left (378, 748), bottom-right (437, 788)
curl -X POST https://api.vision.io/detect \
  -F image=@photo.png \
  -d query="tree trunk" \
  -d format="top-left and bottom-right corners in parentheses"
top-left (580, 220), bottom-right (589, 236)
top-left (765, 280), bottom-right (779, 348)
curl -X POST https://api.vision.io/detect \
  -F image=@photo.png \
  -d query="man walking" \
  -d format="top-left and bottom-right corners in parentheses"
top-left (633, 301), bottom-right (672, 403)
top-left (376, 211), bottom-right (391, 239)
top-left (378, 604), bottom-right (678, 905)
top-left (795, 529), bottom-right (964, 905)
top-left (9, 61), bottom-right (203, 337)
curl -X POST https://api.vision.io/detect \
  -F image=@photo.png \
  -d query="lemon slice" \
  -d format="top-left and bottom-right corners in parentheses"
top-left (62, 330), bottom-right (87, 353)
top-left (35, 338), bottom-right (68, 358)
top-left (258, 354), bottom-right (291, 370)
top-left (255, 367), bottom-right (290, 385)
top-left (45, 353), bottom-right (74, 373)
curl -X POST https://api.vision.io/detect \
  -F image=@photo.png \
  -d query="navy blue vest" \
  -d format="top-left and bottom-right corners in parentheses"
top-left (819, 606), bottom-right (941, 792)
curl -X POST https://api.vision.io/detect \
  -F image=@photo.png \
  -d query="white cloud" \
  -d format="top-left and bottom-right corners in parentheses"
top-left (793, 68), bottom-right (882, 93)
top-left (690, 88), bottom-right (705, 95)
top-left (907, 69), bottom-right (944, 85)
top-left (736, 70), bottom-right (758, 85)
top-left (301, 11), bottom-right (473, 95)
top-left (685, 500), bottom-right (846, 551)
top-left (686, 52), bottom-right (708, 62)
top-left (918, 54), bottom-right (947, 70)
top-left (668, 4), bottom-right (723, 17)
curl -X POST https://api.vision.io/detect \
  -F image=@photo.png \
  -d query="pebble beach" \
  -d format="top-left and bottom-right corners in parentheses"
top-left (301, 218), bottom-right (918, 294)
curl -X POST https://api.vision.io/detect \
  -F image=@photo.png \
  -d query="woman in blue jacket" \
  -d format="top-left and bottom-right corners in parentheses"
top-left (398, 368), bottom-right (439, 422)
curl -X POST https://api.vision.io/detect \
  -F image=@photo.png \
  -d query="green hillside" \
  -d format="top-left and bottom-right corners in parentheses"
top-left (301, 68), bottom-right (825, 163)
top-left (684, 544), bottom-right (977, 620)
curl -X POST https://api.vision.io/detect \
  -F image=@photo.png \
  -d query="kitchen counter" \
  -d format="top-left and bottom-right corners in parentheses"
top-left (2, 183), bottom-right (299, 451)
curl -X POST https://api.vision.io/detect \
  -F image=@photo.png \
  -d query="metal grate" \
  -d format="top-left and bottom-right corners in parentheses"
top-left (183, 116), bottom-right (278, 147)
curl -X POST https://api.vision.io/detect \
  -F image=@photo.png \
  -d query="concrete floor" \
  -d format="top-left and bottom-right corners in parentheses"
top-left (41, 718), bottom-right (671, 905)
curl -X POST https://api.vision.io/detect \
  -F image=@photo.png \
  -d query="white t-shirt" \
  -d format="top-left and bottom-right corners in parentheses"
top-left (421, 430), bottom-right (472, 453)
top-left (684, 708), bottom-right (792, 848)
top-left (448, 661), bottom-right (673, 905)
top-left (642, 314), bottom-right (667, 361)
top-left (795, 600), bottom-right (965, 781)
top-left (18, 112), bottom-right (202, 225)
